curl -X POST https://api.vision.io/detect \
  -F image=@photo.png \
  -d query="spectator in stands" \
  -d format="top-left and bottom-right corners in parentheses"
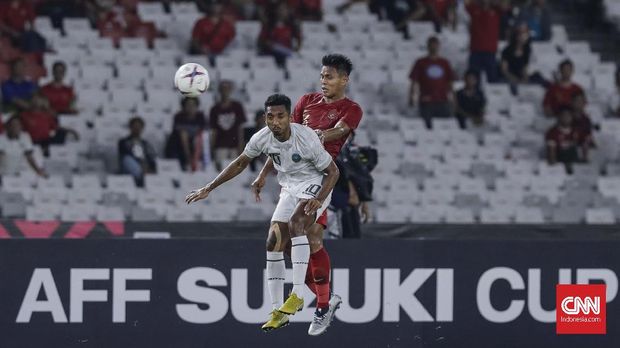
top-left (519, 0), bottom-right (551, 41)
top-left (500, 22), bottom-right (548, 94)
top-left (165, 97), bottom-right (207, 172)
top-left (571, 91), bottom-right (594, 149)
top-left (257, 2), bottom-right (301, 66)
top-left (292, 0), bottom-right (323, 21)
top-left (455, 69), bottom-right (486, 129)
top-left (0, 1), bottom-right (35, 42)
top-left (409, 36), bottom-right (455, 129)
top-left (191, 2), bottom-right (236, 65)
top-left (0, 116), bottom-right (47, 177)
top-left (209, 80), bottom-right (247, 170)
top-left (118, 116), bottom-right (157, 187)
top-left (420, 0), bottom-right (457, 32)
top-left (543, 59), bottom-right (585, 118)
top-left (244, 110), bottom-right (267, 172)
top-left (465, 0), bottom-right (508, 83)
top-left (40, 61), bottom-right (77, 115)
top-left (1, 58), bottom-right (37, 112)
top-left (608, 68), bottom-right (620, 117)
top-left (19, 93), bottom-right (78, 156)
top-left (545, 107), bottom-right (584, 173)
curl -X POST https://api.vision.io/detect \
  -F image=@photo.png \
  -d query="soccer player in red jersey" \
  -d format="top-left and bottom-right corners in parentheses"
top-left (253, 54), bottom-right (363, 335)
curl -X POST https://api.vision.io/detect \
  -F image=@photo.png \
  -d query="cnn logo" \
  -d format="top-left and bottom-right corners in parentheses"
top-left (560, 296), bottom-right (600, 315)
top-left (556, 284), bottom-right (606, 335)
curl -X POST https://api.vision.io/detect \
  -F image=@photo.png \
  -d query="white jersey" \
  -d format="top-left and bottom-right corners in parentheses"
top-left (243, 123), bottom-right (332, 192)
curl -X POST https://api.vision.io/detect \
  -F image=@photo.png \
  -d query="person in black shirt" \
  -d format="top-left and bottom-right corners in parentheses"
top-left (500, 22), bottom-right (548, 94)
top-left (455, 69), bottom-right (486, 129)
top-left (118, 117), bottom-right (157, 187)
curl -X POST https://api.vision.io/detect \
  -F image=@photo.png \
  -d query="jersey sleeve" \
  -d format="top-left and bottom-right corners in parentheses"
top-left (242, 130), bottom-right (264, 158)
top-left (292, 94), bottom-right (307, 124)
top-left (307, 131), bottom-right (332, 171)
top-left (341, 103), bottom-right (363, 130)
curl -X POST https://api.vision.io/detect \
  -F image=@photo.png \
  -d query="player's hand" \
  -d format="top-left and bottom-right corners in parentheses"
top-left (185, 186), bottom-right (211, 204)
top-left (315, 129), bottom-right (325, 144)
top-left (360, 201), bottom-right (371, 223)
top-left (304, 198), bottom-right (323, 216)
top-left (251, 175), bottom-right (266, 202)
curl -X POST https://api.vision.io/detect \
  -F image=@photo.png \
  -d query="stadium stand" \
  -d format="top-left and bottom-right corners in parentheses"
top-left (0, 0), bottom-right (619, 226)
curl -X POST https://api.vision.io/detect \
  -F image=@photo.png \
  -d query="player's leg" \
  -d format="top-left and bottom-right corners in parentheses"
top-left (307, 217), bottom-right (342, 336)
top-left (278, 200), bottom-right (317, 315)
top-left (262, 192), bottom-right (295, 332)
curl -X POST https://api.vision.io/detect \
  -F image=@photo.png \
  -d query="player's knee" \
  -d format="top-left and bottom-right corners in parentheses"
top-left (288, 217), bottom-right (305, 237)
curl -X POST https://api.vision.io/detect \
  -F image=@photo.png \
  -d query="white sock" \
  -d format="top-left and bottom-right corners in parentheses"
top-left (266, 251), bottom-right (285, 310)
top-left (290, 235), bottom-right (310, 296)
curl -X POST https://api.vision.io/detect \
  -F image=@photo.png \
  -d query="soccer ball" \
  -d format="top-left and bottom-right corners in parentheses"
top-left (174, 63), bottom-right (210, 97)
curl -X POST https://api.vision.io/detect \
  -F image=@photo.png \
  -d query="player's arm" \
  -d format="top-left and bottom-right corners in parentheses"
top-left (304, 160), bottom-right (340, 215)
top-left (186, 154), bottom-right (252, 203)
top-left (316, 119), bottom-right (353, 143)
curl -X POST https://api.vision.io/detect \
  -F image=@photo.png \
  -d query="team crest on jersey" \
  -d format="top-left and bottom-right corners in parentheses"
top-left (326, 110), bottom-right (337, 120)
top-left (292, 153), bottom-right (301, 162)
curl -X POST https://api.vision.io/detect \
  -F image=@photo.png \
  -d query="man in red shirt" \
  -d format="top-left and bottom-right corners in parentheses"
top-left (410, 36), bottom-right (455, 129)
top-left (543, 59), bottom-right (585, 118)
top-left (253, 54), bottom-right (363, 335)
top-left (465, 0), bottom-right (507, 82)
top-left (40, 61), bottom-right (77, 115)
top-left (258, 2), bottom-right (301, 66)
top-left (20, 93), bottom-right (78, 155)
top-left (0, 0), bottom-right (35, 39)
top-left (191, 2), bottom-right (236, 65)
top-left (546, 107), bottom-right (583, 174)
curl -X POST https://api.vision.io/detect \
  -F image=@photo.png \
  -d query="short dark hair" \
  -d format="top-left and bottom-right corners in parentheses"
top-left (559, 59), bottom-right (573, 70)
top-left (557, 106), bottom-right (573, 116)
top-left (181, 96), bottom-right (199, 108)
top-left (464, 68), bottom-right (479, 80)
top-left (264, 94), bottom-right (291, 114)
top-left (427, 36), bottom-right (440, 46)
top-left (129, 116), bottom-right (145, 128)
top-left (322, 54), bottom-right (353, 76)
top-left (52, 61), bottom-right (66, 70)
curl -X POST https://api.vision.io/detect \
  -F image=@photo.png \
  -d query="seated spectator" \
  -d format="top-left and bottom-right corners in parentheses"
top-left (165, 97), bottom-right (207, 172)
top-left (465, 0), bottom-right (509, 83)
top-left (571, 91), bottom-right (594, 148)
top-left (455, 69), bottom-right (486, 129)
top-left (519, 0), bottom-right (551, 41)
top-left (291, 0), bottom-right (323, 21)
top-left (118, 116), bottom-right (157, 187)
top-left (0, 116), bottom-right (47, 177)
top-left (191, 2), bottom-right (236, 65)
top-left (409, 36), bottom-right (454, 129)
top-left (545, 107), bottom-right (585, 174)
top-left (420, 0), bottom-right (457, 32)
top-left (543, 59), bottom-right (585, 118)
top-left (40, 61), bottom-right (77, 115)
top-left (209, 80), bottom-right (247, 170)
top-left (257, 2), bottom-right (301, 66)
top-left (244, 110), bottom-right (267, 172)
top-left (1, 58), bottom-right (37, 112)
top-left (499, 23), bottom-right (547, 94)
top-left (0, 0), bottom-right (35, 42)
top-left (608, 68), bottom-right (620, 117)
top-left (19, 93), bottom-right (78, 156)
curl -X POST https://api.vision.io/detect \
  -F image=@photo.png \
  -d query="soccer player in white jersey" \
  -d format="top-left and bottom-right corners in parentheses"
top-left (185, 94), bottom-right (340, 330)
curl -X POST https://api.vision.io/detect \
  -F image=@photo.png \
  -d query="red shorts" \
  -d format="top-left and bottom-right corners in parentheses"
top-left (316, 209), bottom-right (327, 228)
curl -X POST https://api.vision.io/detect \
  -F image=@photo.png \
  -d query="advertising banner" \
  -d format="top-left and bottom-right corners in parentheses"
top-left (0, 239), bottom-right (618, 347)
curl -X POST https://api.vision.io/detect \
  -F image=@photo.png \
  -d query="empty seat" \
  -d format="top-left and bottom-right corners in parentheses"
top-left (585, 208), bottom-right (615, 224)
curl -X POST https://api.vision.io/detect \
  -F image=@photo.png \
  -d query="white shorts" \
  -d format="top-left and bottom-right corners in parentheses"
top-left (271, 180), bottom-right (332, 224)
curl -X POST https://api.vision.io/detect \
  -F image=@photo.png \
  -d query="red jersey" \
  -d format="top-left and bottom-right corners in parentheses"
top-left (191, 17), bottom-right (236, 54)
top-left (40, 83), bottom-right (75, 114)
top-left (466, 3), bottom-right (501, 53)
top-left (20, 110), bottom-right (57, 142)
top-left (425, 0), bottom-right (454, 20)
top-left (410, 56), bottom-right (454, 103)
top-left (543, 83), bottom-right (585, 116)
top-left (292, 93), bottom-right (363, 159)
top-left (259, 22), bottom-right (298, 49)
top-left (0, 1), bottom-right (35, 32)
top-left (545, 125), bottom-right (580, 150)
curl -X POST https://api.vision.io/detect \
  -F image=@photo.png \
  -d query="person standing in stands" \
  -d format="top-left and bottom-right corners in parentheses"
top-left (165, 97), bottom-right (207, 172)
top-left (409, 36), bottom-right (455, 129)
top-left (191, 2), bottom-right (236, 65)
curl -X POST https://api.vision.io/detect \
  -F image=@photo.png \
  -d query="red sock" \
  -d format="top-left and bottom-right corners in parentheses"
top-left (310, 247), bottom-right (331, 309)
top-left (305, 259), bottom-right (317, 295)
